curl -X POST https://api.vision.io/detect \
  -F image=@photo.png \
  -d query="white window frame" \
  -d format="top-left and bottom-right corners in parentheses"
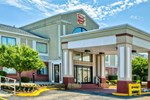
top-left (33, 41), bottom-right (49, 56)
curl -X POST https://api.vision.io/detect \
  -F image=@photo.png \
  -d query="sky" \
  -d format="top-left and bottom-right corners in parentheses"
top-left (0, 0), bottom-right (150, 33)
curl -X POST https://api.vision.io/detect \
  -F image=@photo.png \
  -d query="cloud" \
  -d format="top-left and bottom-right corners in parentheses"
top-left (1, 0), bottom-right (149, 27)
top-left (130, 15), bottom-right (143, 20)
top-left (2, 0), bottom-right (31, 10)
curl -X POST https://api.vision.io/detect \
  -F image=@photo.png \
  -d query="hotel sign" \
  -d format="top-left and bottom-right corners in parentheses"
top-left (77, 13), bottom-right (86, 26)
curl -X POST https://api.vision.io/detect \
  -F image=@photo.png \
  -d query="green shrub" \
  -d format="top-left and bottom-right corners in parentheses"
top-left (108, 75), bottom-right (118, 80)
top-left (0, 70), bottom-right (7, 76)
top-left (142, 76), bottom-right (148, 82)
top-left (132, 75), bottom-right (140, 80)
top-left (106, 80), bottom-right (110, 84)
top-left (21, 76), bottom-right (30, 83)
top-left (109, 80), bottom-right (117, 84)
top-left (0, 70), bottom-right (7, 82)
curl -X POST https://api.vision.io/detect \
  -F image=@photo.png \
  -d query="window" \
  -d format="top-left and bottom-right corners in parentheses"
top-left (37, 66), bottom-right (48, 75)
top-left (36, 42), bottom-right (48, 53)
top-left (74, 52), bottom-right (92, 62)
top-left (3, 67), bottom-right (16, 74)
top-left (1, 36), bottom-right (16, 74)
top-left (72, 27), bottom-right (87, 33)
top-left (1, 36), bottom-right (16, 46)
top-left (105, 55), bottom-right (109, 62)
top-left (83, 53), bottom-right (91, 62)
top-left (74, 52), bottom-right (82, 61)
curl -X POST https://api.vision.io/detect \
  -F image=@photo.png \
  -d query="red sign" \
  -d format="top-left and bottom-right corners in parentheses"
top-left (77, 13), bottom-right (86, 25)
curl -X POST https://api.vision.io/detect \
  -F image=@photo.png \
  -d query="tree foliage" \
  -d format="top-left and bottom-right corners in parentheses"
top-left (0, 44), bottom-right (45, 86)
top-left (132, 56), bottom-right (148, 82)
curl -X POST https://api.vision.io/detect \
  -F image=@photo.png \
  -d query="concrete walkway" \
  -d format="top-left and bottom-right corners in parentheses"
top-left (7, 90), bottom-right (150, 100)
top-left (0, 90), bottom-right (13, 97)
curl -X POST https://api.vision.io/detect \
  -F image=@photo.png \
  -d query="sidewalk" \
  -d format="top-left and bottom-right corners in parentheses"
top-left (0, 90), bottom-right (13, 97)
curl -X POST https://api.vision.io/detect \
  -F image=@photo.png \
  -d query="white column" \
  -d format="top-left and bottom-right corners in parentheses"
top-left (63, 25), bottom-right (66, 35)
top-left (148, 51), bottom-right (150, 81)
top-left (118, 44), bottom-right (132, 81)
top-left (97, 56), bottom-right (100, 76)
top-left (63, 50), bottom-right (68, 76)
top-left (100, 54), bottom-right (105, 78)
top-left (93, 54), bottom-right (96, 83)
top-left (68, 50), bottom-right (73, 76)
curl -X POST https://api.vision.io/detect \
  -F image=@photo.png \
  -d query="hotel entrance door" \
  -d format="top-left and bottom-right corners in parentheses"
top-left (74, 66), bottom-right (92, 83)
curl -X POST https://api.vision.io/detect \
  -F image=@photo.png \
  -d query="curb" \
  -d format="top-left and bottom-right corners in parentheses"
top-left (16, 87), bottom-right (65, 97)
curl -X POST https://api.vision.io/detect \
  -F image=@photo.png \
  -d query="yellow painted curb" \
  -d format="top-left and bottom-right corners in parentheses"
top-left (16, 87), bottom-right (65, 97)
top-left (112, 92), bottom-right (129, 96)
top-left (141, 92), bottom-right (150, 95)
top-left (16, 88), bottom-right (49, 97)
top-left (0, 96), bottom-right (7, 100)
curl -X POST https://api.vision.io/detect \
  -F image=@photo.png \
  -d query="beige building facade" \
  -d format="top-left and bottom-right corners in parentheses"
top-left (0, 9), bottom-right (150, 94)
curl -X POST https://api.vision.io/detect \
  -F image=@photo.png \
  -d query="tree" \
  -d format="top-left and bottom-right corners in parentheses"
top-left (0, 44), bottom-right (45, 87)
top-left (132, 56), bottom-right (148, 82)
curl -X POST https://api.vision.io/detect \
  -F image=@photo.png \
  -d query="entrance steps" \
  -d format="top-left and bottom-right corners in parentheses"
top-left (81, 84), bottom-right (99, 89)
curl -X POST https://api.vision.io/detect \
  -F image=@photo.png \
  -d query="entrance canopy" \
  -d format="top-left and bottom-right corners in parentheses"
top-left (61, 24), bottom-right (150, 94)
top-left (61, 24), bottom-right (150, 54)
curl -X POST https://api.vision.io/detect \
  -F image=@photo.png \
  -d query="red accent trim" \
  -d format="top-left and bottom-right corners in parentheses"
top-left (52, 63), bottom-right (53, 80)
top-left (116, 33), bottom-right (133, 37)
top-left (60, 63), bottom-right (61, 81)
top-left (63, 77), bottom-right (74, 88)
top-left (147, 81), bottom-right (150, 89)
top-left (117, 81), bottom-right (132, 93)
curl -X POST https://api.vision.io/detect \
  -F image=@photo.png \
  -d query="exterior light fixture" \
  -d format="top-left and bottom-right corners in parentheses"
top-left (84, 50), bottom-right (90, 53)
top-left (132, 50), bottom-right (137, 53)
top-left (99, 52), bottom-right (105, 55)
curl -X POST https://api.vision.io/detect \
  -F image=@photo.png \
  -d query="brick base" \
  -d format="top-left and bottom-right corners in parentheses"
top-left (117, 81), bottom-right (132, 93)
top-left (63, 77), bottom-right (74, 89)
top-left (100, 77), bottom-right (108, 88)
top-left (147, 81), bottom-right (150, 89)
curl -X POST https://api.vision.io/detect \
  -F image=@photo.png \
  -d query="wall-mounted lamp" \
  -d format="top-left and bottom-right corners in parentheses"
top-left (84, 49), bottom-right (90, 53)
top-left (99, 52), bottom-right (105, 55)
top-left (132, 50), bottom-right (137, 53)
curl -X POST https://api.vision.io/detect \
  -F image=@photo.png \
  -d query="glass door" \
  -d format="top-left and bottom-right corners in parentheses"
top-left (83, 68), bottom-right (88, 83)
top-left (74, 66), bottom-right (92, 84)
top-left (54, 64), bottom-right (59, 83)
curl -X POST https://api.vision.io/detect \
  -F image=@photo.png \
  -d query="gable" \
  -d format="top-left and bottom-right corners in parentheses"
top-left (61, 9), bottom-right (99, 34)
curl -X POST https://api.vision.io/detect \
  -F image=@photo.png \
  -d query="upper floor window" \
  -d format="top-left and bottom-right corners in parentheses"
top-left (72, 27), bottom-right (87, 33)
top-left (36, 42), bottom-right (48, 54)
top-left (1, 36), bottom-right (16, 46)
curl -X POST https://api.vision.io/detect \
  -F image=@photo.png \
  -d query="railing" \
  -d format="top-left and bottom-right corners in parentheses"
top-left (0, 75), bottom-right (16, 94)
top-left (96, 76), bottom-right (101, 87)
top-left (128, 83), bottom-right (141, 96)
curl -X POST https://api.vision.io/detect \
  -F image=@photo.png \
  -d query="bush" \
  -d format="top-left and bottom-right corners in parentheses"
top-left (142, 76), bottom-right (148, 82)
top-left (0, 70), bottom-right (7, 76)
top-left (132, 75), bottom-right (140, 80)
top-left (109, 80), bottom-right (117, 84)
top-left (21, 76), bottom-right (30, 83)
top-left (108, 75), bottom-right (118, 80)
top-left (0, 70), bottom-right (7, 82)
